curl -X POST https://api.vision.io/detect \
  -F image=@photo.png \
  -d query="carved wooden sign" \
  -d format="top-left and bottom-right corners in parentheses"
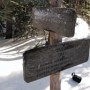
top-left (23, 39), bottom-right (89, 83)
top-left (32, 7), bottom-right (77, 37)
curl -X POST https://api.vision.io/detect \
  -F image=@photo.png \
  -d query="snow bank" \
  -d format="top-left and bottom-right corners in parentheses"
top-left (63, 17), bottom-right (90, 42)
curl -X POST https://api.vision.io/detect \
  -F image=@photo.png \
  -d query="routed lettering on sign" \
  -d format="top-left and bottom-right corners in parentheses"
top-left (32, 7), bottom-right (76, 37)
top-left (23, 39), bottom-right (89, 83)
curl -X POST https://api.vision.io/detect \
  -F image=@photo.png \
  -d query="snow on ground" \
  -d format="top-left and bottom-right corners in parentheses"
top-left (63, 17), bottom-right (90, 42)
top-left (0, 17), bottom-right (90, 90)
top-left (74, 17), bottom-right (90, 39)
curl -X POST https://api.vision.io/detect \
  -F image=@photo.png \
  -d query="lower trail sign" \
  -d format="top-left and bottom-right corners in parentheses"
top-left (23, 39), bottom-right (89, 83)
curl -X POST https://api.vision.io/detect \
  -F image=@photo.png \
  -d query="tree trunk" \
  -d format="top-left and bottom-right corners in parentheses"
top-left (5, 19), bottom-right (13, 39)
top-left (57, 0), bottom-right (62, 7)
top-left (0, 0), bottom-right (4, 9)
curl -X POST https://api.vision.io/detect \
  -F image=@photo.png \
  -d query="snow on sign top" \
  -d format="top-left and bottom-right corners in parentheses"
top-left (23, 39), bottom-right (89, 83)
top-left (32, 7), bottom-right (77, 37)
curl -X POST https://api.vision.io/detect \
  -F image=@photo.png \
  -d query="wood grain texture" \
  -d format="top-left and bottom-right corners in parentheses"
top-left (32, 7), bottom-right (76, 37)
top-left (49, 32), bottom-right (61, 90)
top-left (23, 39), bottom-right (89, 83)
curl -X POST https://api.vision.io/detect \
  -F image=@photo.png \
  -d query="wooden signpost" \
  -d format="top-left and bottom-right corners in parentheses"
top-left (23, 39), bottom-right (89, 83)
top-left (32, 6), bottom-right (76, 90)
top-left (23, 1), bottom-right (89, 90)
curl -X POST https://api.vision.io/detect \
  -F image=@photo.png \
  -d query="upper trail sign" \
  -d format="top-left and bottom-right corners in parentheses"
top-left (32, 7), bottom-right (76, 37)
top-left (23, 39), bottom-right (89, 83)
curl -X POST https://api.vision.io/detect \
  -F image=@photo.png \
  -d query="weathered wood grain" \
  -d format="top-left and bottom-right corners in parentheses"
top-left (23, 39), bottom-right (89, 83)
top-left (32, 7), bottom-right (76, 37)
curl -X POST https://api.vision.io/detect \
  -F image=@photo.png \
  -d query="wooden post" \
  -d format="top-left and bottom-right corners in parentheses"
top-left (49, 0), bottom-right (62, 90)
top-left (49, 32), bottom-right (62, 90)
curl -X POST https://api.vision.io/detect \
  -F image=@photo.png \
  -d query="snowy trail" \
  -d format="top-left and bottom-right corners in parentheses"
top-left (0, 18), bottom-right (90, 90)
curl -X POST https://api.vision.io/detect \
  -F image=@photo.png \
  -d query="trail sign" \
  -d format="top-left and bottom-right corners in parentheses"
top-left (32, 7), bottom-right (76, 37)
top-left (23, 39), bottom-right (89, 83)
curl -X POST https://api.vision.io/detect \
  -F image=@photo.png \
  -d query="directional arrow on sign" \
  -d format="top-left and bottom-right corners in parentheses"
top-left (23, 39), bottom-right (89, 83)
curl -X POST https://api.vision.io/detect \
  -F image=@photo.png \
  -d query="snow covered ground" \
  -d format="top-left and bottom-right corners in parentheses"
top-left (0, 17), bottom-right (90, 90)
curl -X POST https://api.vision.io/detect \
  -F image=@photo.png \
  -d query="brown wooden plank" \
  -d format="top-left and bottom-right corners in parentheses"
top-left (32, 7), bottom-right (76, 37)
top-left (23, 39), bottom-right (89, 83)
